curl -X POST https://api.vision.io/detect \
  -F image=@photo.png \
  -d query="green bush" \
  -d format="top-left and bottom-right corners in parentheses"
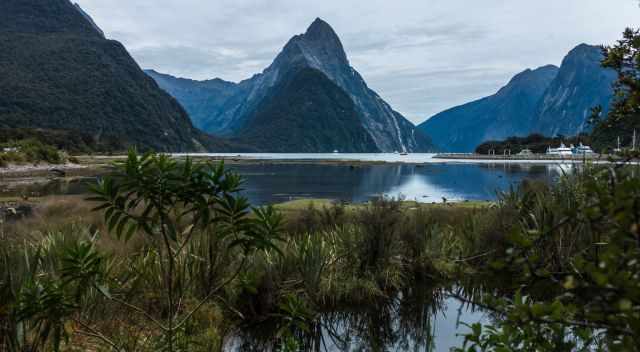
top-left (0, 138), bottom-right (65, 165)
top-left (456, 164), bottom-right (640, 351)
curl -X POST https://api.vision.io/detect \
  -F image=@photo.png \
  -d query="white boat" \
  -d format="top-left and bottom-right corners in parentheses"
top-left (546, 143), bottom-right (573, 156)
top-left (572, 143), bottom-right (594, 155)
top-left (333, 150), bottom-right (339, 154)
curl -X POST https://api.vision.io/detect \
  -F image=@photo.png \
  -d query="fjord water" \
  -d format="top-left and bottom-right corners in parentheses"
top-left (1, 155), bottom-right (566, 205)
top-left (229, 161), bottom-right (560, 205)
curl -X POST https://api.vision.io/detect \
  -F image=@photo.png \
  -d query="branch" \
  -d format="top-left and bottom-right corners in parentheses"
top-left (93, 284), bottom-right (168, 332)
top-left (175, 257), bottom-right (247, 330)
top-left (73, 317), bottom-right (122, 351)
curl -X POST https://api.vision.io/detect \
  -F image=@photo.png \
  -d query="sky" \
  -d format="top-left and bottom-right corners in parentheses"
top-left (75, 0), bottom-right (639, 125)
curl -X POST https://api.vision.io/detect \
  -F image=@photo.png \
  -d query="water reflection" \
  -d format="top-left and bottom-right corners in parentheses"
top-left (231, 284), bottom-right (489, 352)
top-left (0, 163), bottom-right (568, 205)
top-left (232, 163), bottom-right (563, 204)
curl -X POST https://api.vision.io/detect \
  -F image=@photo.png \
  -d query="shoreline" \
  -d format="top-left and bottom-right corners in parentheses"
top-left (0, 152), bottom-right (631, 179)
top-left (431, 153), bottom-right (621, 163)
top-left (0, 162), bottom-right (96, 178)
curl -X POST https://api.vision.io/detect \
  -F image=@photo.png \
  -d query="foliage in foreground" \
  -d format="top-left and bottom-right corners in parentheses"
top-left (1, 151), bottom-right (283, 351)
top-left (456, 164), bottom-right (640, 351)
top-left (2, 152), bottom-right (640, 351)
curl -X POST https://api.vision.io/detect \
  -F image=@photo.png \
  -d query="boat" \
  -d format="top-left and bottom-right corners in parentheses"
top-left (333, 150), bottom-right (339, 154)
top-left (399, 152), bottom-right (409, 156)
top-left (546, 143), bottom-right (573, 156)
top-left (572, 143), bottom-right (595, 155)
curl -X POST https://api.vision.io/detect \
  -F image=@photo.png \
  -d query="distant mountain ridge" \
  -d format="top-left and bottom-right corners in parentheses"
top-left (148, 18), bottom-right (434, 153)
top-left (417, 65), bottom-right (559, 152)
top-left (144, 70), bottom-right (238, 132)
top-left (0, 0), bottom-right (235, 152)
top-left (532, 44), bottom-right (617, 136)
top-left (418, 44), bottom-right (616, 152)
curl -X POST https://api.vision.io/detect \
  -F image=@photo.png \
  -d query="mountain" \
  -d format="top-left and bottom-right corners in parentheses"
top-left (144, 70), bottom-right (238, 131)
top-left (236, 67), bottom-right (379, 152)
top-left (148, 18), bottom-right (433, 152)
top-left (0, 0), bottom-right (231, 152)
top-left (418, 44), bottom-right (616, 152)
top-left (532, 44), bottom-right (617, 136)
top-left (418, 65), bottom-right (559, 152)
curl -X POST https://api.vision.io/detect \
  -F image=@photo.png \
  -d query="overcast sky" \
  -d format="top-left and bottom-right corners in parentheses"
top-left (76, 0), bottom-right (638, 124)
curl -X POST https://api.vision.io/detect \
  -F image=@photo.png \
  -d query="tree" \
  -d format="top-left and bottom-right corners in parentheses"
top-left (454, 165), bottom-right (640, 351)
top-left (592, 28), bottom-right (640, 151)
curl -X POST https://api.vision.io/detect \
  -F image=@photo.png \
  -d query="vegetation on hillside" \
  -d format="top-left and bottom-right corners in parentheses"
top-left (0, 128), bottom-right (125, 154)
top-left (0, 0), bottom-right (234, 153)
top-left (0, 138), bottom-right (68, 167)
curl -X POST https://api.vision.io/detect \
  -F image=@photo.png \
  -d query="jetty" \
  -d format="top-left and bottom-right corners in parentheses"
top-left (432, 153), bottom-right (605, 161)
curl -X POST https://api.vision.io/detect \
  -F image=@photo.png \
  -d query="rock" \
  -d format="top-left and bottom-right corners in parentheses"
top-left (1, 204), bottom-right (33, 222)
top-left (50, 168), bottom-right (67, 177)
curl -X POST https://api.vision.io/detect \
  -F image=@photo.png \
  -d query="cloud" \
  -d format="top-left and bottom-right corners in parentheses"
top-left (345, 20), bottom-right (487, 55)
top-left (76, 0), bottom-right (639, 124)
top-left (131, 45), bottom-right (276, 82)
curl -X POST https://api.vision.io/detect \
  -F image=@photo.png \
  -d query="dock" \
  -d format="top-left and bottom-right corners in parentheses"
top-left (432, 153), bottom-right (606, 161)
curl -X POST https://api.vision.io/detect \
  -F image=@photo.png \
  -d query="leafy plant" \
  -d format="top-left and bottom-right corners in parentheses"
top-left (455, 165), bottom-right (640, 351)
top-left (85, 150), bottom-right (283, 351)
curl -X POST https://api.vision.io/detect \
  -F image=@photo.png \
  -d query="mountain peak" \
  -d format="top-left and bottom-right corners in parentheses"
top-left (305, 18), bottom-right (337, 40)
top-left (564, 43), bottom-right (603, 63)
top-left (572, 43), bottom-right (599, 51)
top-left (273, 17), bottom-right (349, 73)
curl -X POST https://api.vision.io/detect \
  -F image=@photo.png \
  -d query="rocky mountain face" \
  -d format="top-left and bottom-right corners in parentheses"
top-left (0, 0), bottom-right (232, 152)
top-left (236, 67), bottom-right (379, 152)
top-left (532, 44), bottom-right (617, 137)
top-left (418, 44), bottom-right (616, 152)
top-left (149, 18), bottom-right (434, 152)
top-left (418, 65), bottom-right (559, 152)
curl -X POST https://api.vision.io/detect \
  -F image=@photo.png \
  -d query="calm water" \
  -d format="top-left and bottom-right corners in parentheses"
top-left (0, 162), bottom-right (566, 205)
top-left (231, 162), bottom-right (563, 204)
top-left (231, 289), bottom-right (489, 352)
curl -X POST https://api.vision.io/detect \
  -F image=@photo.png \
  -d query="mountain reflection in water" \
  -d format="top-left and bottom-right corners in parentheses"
top-left (230, 284), bottom-right (490, 352)
top-left (232, 163), bottom-right (562, 204)
top-left (0, 163), bottom-right (566, 205)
